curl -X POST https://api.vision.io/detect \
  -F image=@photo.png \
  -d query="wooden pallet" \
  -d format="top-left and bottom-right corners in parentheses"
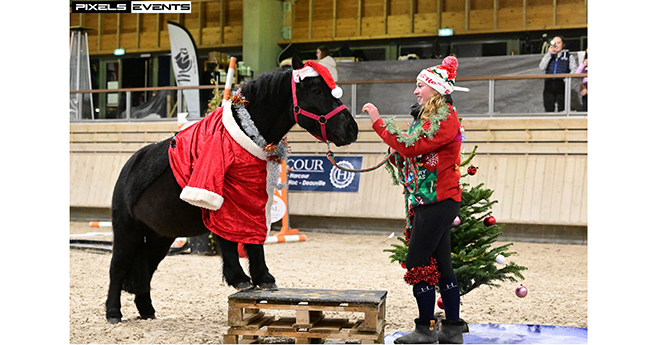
top-left (223, 288), bottom-right (387, 344)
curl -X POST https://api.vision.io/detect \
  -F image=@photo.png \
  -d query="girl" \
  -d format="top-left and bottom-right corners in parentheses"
top-left (362, 56), bottom-right (467, 344)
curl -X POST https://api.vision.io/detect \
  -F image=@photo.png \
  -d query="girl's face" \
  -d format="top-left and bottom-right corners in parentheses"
top-left (414, 80), bottom-right (437, 105)
top-left (552, 36), bottom-right (565, 50)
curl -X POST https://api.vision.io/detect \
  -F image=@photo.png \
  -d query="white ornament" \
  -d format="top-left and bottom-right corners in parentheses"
top-left (495, 254), bottom-right (506, 264)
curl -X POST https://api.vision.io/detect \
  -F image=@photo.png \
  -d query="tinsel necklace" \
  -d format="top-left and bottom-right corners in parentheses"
top-left (383, 102), bottom-right (452, 198)
top-left (382, 102), bottom-right (450, 148)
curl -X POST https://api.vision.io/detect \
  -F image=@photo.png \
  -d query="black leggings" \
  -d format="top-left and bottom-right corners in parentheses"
top-left (406, 199), bottom-right (461, 277)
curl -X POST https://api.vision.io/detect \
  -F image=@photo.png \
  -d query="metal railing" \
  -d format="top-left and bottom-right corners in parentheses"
top-left (69, 84), bottom-right (220, 121)
top-left (69, 73), bottom-right (587, 122)
top-left (337, 73), bottom-right (587, 118)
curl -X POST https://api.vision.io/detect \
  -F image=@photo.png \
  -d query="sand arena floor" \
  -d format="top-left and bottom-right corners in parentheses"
top-left (69, 221), bottom-right (586, 344)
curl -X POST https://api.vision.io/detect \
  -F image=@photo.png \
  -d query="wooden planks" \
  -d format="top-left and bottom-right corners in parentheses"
top-left (285, 117), bottom-right (587, 225)
top-left (70, 122), bottom-right (178, 207)
top-left (70, 152), bottom-right (133, 207)
top-left (224, 288), bottom-right (387, 344)
top-left (465, 154), bottom-right (587, 226)
top-left (69, 117), bottom-right (588, 225)
top-left (278, 0), bottom-right (587, 43)
top-left (287, 117), bottom-right (587, 155)
top-left (70, 122), bottom-right (178, 153)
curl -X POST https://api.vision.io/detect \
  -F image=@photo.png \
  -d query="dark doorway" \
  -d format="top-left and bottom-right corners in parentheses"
top-left (158, 55), bottom-right (172, 86)
top-left (122, 57), bottom-right (151, 107)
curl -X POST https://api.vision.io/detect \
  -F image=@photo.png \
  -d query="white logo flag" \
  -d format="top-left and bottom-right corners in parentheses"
top-left (167, 21), bottom-right (200, 117)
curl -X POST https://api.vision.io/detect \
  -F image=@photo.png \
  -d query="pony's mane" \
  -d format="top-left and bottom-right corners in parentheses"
top-left (241, 67), bottom-right (293, 109)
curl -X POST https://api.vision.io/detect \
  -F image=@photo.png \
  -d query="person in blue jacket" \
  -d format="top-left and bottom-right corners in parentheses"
top-left (539, 35), bottom-right (577, 112)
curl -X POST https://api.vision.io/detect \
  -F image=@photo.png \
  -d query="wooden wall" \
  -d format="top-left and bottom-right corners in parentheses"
top-left (284, 0), bottom-right (588, 43)
top-left (70, 117), bottom-right (587, 226)
top-left (70, 122), bottom-right (179, 208)
top-left (285, 117), bottom-right (587, 226)
top-left (69, 0), bottom-right (244, 55)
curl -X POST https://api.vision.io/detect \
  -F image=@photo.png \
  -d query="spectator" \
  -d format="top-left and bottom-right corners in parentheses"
top-left (316, 46), bottom-right (338, 81)
top-left (539, 35), bottom-right (577, 112)
top-left (576, 48), bottom-right (588, 111)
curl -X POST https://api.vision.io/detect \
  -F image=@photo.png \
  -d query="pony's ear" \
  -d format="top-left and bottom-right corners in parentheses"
top-left (291, 55), bottom-right (304, 70)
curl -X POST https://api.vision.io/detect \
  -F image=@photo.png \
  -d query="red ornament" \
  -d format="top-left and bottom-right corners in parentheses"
top-left (437, 296), bottom-right (444, 309)
top-left (484, 215), bottom-right (496, 226)
top-left (401, 262), bottom-right (407, 269)
top-left (515, 284), bottom-right (528, 298)
top-left (467, 165), bottom-right (478, 175)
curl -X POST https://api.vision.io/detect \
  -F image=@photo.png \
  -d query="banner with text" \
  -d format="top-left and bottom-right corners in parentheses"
top-left (287, 155), bottom-right (362, 192)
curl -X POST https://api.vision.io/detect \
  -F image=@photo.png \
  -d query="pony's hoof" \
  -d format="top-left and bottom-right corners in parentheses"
top-left (139, 314), bottom-right (156, 320)
top-left (234, 281), bottom-right (254, 291)
top-left (258, 282), bottom-right (278, 291)
top-left (107, 317), bottom-right (121, 324)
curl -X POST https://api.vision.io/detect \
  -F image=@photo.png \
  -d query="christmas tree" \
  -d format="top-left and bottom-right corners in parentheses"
top-left (385, 146), bottom-right (527, 296)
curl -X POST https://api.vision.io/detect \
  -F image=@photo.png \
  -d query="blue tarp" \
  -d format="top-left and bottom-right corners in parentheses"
top-left (385, 324), bottom-right (587, 344)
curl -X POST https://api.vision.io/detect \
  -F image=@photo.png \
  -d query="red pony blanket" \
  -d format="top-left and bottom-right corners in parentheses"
top-left (168, 104), bottom-right (277, 244)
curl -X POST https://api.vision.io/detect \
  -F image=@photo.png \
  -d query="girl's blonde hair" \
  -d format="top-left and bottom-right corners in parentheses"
top-left (419, 92), bottom-right (445, 122)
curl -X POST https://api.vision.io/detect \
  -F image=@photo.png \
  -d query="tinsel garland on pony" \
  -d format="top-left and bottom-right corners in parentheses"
top-left (228, 91), bottom-right (290, 191)
top-left (382, 102), bottom-right (463, 286)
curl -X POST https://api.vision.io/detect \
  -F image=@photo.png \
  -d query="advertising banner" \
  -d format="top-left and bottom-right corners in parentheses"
top-left (287, 155), bottom-right (362, 192)
top-left (167, 21), bottom-right (200, 117)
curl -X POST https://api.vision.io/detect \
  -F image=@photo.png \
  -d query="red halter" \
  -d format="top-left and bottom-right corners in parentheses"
top-left (291, 76), bottom-right (347, 143)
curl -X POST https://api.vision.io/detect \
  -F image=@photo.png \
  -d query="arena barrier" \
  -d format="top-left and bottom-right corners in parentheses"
top-left (87, 222), bottom-right (305, 243)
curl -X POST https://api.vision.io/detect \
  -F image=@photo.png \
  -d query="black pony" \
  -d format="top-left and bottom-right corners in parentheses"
top-left (105, 56), bottom-right (358, 324)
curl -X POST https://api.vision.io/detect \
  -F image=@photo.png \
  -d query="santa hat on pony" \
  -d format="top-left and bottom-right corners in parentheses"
top-left (417, 56), bottom-right (469, 95)
top-left (292, 60), bottom-right (343, 99)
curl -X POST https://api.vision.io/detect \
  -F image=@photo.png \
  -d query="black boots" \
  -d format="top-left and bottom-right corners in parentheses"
top-left (394, 318), bottom-right (467, 344)
top-left (394, 318), bottom-right (439, 344)
top-left (436, 319), bottom-right (465, 344)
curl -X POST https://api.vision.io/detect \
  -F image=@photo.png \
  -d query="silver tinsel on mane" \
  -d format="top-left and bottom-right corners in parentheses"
top-left (232, 92), bottom-right (289, 191)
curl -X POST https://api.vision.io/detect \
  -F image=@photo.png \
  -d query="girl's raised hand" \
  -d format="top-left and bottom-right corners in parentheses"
top-left (362, 103), bottom-right (381, 124)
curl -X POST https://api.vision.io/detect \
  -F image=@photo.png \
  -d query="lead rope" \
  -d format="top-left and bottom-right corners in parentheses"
top-left (326, 149), bottom-right (419, 195)
top-left (326, 150), bottom-right (392, 173)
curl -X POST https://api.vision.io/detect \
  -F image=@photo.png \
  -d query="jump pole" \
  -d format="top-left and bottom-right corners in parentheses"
top-left (178, 57), bottom-right (236, 131)
top-left (265, 234), bottom-right (307, 244)
top-left (89, 221), bottom-right (112, 228)
top-left (222, 56), bottom-right (237, 106)
top-left (276, 159), bottom-right (300, 236)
